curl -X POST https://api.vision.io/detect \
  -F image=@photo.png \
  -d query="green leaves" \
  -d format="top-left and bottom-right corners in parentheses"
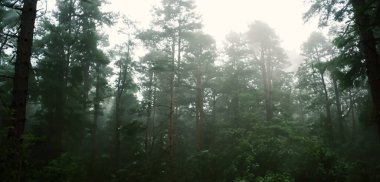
top-left (304, 0), bottom-right (350, 27)
top-left (1, 9), bottom-right (19, 28)
top-left (39, 153), bottom-right (86, 181)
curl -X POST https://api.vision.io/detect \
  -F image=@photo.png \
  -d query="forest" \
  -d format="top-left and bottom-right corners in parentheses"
top-left (1, 0), bottom-right (380, 181)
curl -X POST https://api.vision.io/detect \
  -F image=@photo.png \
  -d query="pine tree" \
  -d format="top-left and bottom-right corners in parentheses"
top-left (247, 21), bottom-right (287, 122)
top-left (139, 0), bottom-right (202, 169)
top-left (5, 0), bottom-right (38, 181)
top-left (185, 32), bottom-right (216, 150)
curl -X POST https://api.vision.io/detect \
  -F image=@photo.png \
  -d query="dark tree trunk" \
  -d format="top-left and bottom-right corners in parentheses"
top-left (212, 93), bottom-right (217, 123)
top-left (351, 0), bottom-right (380, 142)
top-left (6, 0), bottom-right (38, 181)
top-left (82, 61), bottom-right (91, 111)
top-left (349, 89), bottom-right (356, 134)
top-left (114, 99), bottom-right (121, 169)
top-left (114, 67), bottom-right (126, 170)
top-left (145, 72), bottom-right (154, 154)
top-left (47, 44), bottom-right (69, 160)
top-left (333, 78), bottom-right (344, 140)
top-left (150, 77), bottom-right (158, 154)
top-left (320, 72), bottom-right (333, 140)
top-left (168, 37), bottom-right (176, 169)
top-left (195, 59), bottom-right (204, 151)
top-left (177, 24), bottom-right (182, 87)
top-left (50, 0), bottom-right (73, 158)
top-left (46, 0), bottom-right (74, 160)
top-left (113, 43), bottom-right (131, 170)
top-left (88, 63), bottom-right (101, 180)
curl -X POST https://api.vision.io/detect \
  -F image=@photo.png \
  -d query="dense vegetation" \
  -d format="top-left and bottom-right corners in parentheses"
top-left (1, 0), bottom-right (380, 181)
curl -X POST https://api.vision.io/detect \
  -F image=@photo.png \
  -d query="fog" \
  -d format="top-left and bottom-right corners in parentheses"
top-left (1, 0), bottom-right (380, 181)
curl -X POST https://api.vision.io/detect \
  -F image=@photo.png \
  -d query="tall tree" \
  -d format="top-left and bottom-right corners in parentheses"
top-left (34, 0), bottom-right (112, 162)
top-left (247, 21), bottom-right (287, 122)
top-left (222, 32), bottom-right (249, 126)
top-left (111, 42), bottom-right (138, 170)
top-left (185, 32), bottom-right (216, 150)
top-left (350, 0), bottom-right (380, 141)
top-left (0, 3), bottom-right (19, 127)
top-left (5, 0), bottom-right (38, 181)
top-left (139, 50), bottom-right (169, 157)
top-left (139, 0), bottom-right (201, 167)
top-left (305, 0), bottom-right (380, 141)
top-left (88, 51), bottom-right (110, 180)
top-left (301, 32), bottom-right (334, 139)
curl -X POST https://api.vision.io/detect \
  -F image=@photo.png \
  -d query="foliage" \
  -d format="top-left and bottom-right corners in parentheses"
top-left (1, 0), bottom-right (379, 181)
top-left (36, 153), bottom-right (86, 182)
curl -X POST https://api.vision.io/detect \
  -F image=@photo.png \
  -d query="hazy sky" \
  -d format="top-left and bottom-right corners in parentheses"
top-left (102, 0), bottom-right (320, 53)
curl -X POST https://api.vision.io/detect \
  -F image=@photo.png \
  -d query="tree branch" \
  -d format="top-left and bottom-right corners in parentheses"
top-left (0, 1), bottom-right (22, 11)
top-left (0, 32), bottom-right (18, 39)
top-left (0, 75), bottom-right (13, 79)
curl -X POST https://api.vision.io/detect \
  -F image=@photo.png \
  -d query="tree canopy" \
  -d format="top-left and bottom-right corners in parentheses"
top-left (0, 0), bottom-right (380, 181)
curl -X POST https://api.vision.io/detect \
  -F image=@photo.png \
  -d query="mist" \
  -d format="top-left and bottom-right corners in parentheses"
top-left (1, 0), bottom-right (380, 181)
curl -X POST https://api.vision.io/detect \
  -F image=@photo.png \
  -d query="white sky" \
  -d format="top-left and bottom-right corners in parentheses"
top-left (102, 0), bottom-right (320, 53)
top-left (45, 0), bottom-right (321, 70)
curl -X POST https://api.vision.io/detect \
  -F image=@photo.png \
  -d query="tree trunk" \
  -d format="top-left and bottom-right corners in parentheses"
top-left (168, 37), bottom-right (175, 168)
top-left (88, 63), bottom-right (101, 179)
top-left (349, 89), bottom-right (356, 135)
top-left (82, 61), bottom-right (91, 111)
top-left (267, 57), bottom-right (274, 122)
top-left (195, 60), bottom-right (204, 151)
top-left (231, 58), bottom-right (240, 126)
top-left (351, 0), bottom-right (380, 142)
top-left (150, 76), bottom-right (158, 154)
top-left (6, 0), bottom-right (38, 181)
top-left (333, 78), bottom-right (344, 140)
top-left (114, 68), bottom-right (125, 170)
top-left (260, 49), bottom-right (272, 122)
top-left (145, 72), bottom-right (154, 154)
top-left (47, 0), bottom-right (74, 160)
top-left (114, 100), bottom-right (120, 169)
top-left (320, 72), bottom-right (333, 140)
top-left (212, 93), bottom-right (217, 123)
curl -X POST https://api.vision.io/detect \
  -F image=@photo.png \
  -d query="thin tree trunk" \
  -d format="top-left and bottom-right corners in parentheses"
top-left (114, 68), bottom-right (126, 170)
top-left (351, 0), bottom-right (380, 143)
top-left (267, 57), bottom-right (273, 122)
top-left (114, 100), bottom-right (120, 169)
top-left (168, 37), bottom-right (175, 168)
top-left (150, 76), bottom-right (158, 153)
top-left (47, 0), bottom-right (74, 159)
top-left (260, 49), bottom-right (272, 122)
top-left (6, 0), bottom-right (38, 181)
top-left (333, 78), bottom-right (344, 140)
top-left (195, 59), bottom-right (204, 150)
top-left (113, 44), bottom-right (131, 170)
top-left (88, 63), bottom-right (101, 179)
top-left (231, 58), bottom-right (240, 126)
top-left (349, 89), bottom-right (356, 134)
top-left (320, 72), bottom-right (333, 140)
top-left (145, 72), bottom-right (154, 154)
top-left (82, 61), bottom-right (91, 111)
top-left (212, 93), bottom-right (217, 123)
top-left (177, 25), bottom-right (182, 87)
